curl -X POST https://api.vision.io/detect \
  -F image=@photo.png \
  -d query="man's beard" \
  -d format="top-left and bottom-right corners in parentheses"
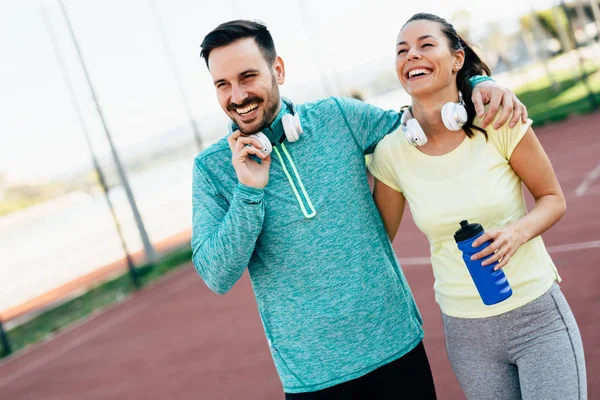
top-left (229, 74), bottom-right (280, 135)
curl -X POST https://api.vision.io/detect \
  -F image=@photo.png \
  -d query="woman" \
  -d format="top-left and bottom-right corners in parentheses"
top-left (368, 13), bottom-right (587, 400)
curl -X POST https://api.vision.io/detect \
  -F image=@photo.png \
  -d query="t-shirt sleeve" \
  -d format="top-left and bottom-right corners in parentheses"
top-left (484, 106), bottom-right (533, 160)
top-left (367, 137), bottom-right (403, 193)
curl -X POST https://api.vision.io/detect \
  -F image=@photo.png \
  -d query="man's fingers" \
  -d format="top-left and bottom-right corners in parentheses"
top-left (482, 92), bottom-right (502, 128)
top-left (236, 146), bottom-right (267, 161)
top-left (518, 96), bottom-right (529, 123)
top-left (234, 136), bottom-right (266, 154)
top-left (494, 93), bottom-right (514, 129)
top-left (509, 99), bottom-right (522, 129)
top-left (261, 155), bottom-right (272, 168)
top-left (471, 88), bottom-right (485, 118)
top-left (227, 130), bottom-right (242, 151)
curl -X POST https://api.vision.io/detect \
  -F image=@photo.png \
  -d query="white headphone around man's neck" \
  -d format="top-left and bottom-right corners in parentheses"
top-left (401, 92), bottom-right (468, 147)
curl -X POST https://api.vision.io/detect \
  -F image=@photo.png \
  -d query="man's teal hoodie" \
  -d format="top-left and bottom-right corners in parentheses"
top-left (192, 97), bottom-right (423, 393)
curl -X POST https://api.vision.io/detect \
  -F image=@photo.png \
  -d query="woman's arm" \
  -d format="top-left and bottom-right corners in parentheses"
top-left (373, 177), bottom-right (407, 242)
top-left (471, 126), bottom-right (566, 269)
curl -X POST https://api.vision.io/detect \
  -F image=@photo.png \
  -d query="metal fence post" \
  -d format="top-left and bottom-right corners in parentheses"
top-left (0, 317), bottom-right (12, 356)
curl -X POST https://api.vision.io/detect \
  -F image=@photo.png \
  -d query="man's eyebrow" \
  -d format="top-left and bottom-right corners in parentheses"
top-left (239, 69), bottom-right (260, 75)
top-left (213, 69), bottom-right (260, 85)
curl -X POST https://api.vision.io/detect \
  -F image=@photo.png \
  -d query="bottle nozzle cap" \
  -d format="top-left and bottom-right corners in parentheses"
top-left (454, 220), bottom-right (484, 243)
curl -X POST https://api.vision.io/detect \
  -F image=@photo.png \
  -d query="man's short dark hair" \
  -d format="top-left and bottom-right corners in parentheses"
top-left (200, 20), bottom-right (277, 68)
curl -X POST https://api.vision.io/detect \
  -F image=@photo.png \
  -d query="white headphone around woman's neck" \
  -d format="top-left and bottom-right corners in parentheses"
top-left (401, 92), bottom-right (468, 147)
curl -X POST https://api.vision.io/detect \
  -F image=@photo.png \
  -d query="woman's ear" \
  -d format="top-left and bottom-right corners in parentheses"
top-left (453, 49), bottom-right (465, 72)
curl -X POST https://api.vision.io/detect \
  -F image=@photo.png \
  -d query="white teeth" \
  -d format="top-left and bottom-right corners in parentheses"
top-left (408, 68), bottom-right (432, 78)
top-left (236, 103), bottom-right (259, 115)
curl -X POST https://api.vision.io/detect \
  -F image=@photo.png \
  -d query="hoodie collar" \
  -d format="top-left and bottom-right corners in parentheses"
top-left (262, 99), bottom-right (292, 144)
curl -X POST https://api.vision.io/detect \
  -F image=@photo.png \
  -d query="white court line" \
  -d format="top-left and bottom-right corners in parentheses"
top-left (399, 257), bottom-right (431, 265)
top-left (0, 271), bottom-right (195, 389)
top-left (399, 240), bottom-right (600, 265)
top-left (546, 240), bottom-right (600, 253)
top-left (575, 163), bottom-right (600, 196)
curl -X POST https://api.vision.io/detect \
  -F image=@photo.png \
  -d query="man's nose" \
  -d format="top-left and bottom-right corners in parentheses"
top-left (231, 84), bottom-right (248, 105)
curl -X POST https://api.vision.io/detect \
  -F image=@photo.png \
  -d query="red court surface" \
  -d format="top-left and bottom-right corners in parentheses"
top-left (1, 113), bottom-right (599, 399)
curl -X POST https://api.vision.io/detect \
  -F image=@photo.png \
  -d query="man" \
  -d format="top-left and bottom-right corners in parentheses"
top-left (192, 20), bottom-right (527, 398)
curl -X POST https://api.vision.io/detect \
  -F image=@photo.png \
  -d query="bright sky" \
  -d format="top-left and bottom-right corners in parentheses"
top-left (1, 0), bottom-right (557, 181)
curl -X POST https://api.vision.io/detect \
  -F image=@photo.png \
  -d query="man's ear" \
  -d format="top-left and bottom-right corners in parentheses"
top-left (273, 56), bottom-right (285, 84)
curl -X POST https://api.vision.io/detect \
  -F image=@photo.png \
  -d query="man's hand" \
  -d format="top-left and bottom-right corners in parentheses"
top-left (472, 81), bottom-right (528, 130)
top-left (227, 130), bottom-right (271, 189)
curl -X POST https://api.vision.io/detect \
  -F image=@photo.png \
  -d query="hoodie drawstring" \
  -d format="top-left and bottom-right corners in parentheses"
top-left (273, 143), bottom-right (317, 219)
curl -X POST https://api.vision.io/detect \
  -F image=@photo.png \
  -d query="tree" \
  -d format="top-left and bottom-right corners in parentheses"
top-left (520, 6), bottom-right (574, 52)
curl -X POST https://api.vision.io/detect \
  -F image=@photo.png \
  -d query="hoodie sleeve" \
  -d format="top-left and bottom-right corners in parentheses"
top-left (333, 97), bottom-right (402, 155)
top-left (191, 160), bottom-right (265, 294)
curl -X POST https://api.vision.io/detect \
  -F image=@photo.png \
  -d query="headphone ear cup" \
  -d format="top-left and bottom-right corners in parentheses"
top-left (442, 101), bottom-right (468, 131)
top-left (441, 102), bottom-right (458, 131)
top-left (456, 103), bottom-right (467, 125)
top-left (401, 108), bottom-right (412, 125)
top-left (293, 114), bottom-right (303, 134)
top-left (282, 114), bottom-right (301, 142)
top-left (249, 132), bottom-right (273, 155)
top-left (403, 118), bottom-right (428, 146)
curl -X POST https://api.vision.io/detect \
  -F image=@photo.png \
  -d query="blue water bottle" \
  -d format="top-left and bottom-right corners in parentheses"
top-left (453, 220), bottom-right (512, 305)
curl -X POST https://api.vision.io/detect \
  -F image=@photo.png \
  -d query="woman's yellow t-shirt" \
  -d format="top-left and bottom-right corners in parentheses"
top-left (367, 110), bottom-right (560, 318)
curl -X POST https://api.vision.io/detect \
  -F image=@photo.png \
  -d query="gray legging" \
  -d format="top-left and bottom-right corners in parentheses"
top-left (442, 283), bottom-right (587, 400)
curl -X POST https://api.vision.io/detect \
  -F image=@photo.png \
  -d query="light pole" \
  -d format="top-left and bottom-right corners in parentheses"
top-left (57, 0), bottom-right (158, 264)
top-left (148, 0), bottom-right (203, 150)
top-left (41, 7), bottom-right (140, 289)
